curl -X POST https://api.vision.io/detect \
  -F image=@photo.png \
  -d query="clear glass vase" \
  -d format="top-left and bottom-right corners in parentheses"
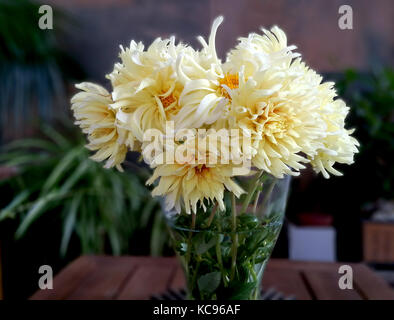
top-left (163, 172), bottom-right (291, 300)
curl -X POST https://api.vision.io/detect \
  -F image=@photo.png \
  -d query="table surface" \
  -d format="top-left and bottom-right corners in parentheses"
top-left (31, 255), bottom-right (394, 300)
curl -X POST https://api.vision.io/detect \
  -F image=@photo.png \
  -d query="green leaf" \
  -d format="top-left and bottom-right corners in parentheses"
top-left (0, 121), bottom-right (156, 256)
top-left (60, 192), bottom-right (82, 257)
top-left (197, 271), bottom-right (221, 294)
top-left (150, 210), bottom-right (167, 256)
top-left (0, 190), bottom-right (30, 221)
top-left (15, 191), bottom-right (62, 238)
top-left (227, 281), bottom-right (257, 300)
top-left (2, 138), bottom-right (58, 153)
top-left (41, 147), bottom-right (82, 193)
top-left (108, 172), bottom-right (125, 217)
top-left (194, 232), bottom-right (217, 255)
top-left (0, 153), bottom-right (48, 166)
top-left (108, 228), bottom-right (122, 256)
top-left (140, 200), bottom-right (157, 228)
top-left (237, 214), bottom-right (259, 230)
top-left (41, 125), bottom-right (71, 148)
top-left (59, 159), bottom-right (90, 194)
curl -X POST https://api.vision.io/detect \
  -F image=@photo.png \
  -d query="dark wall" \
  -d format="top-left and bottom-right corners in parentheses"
top-left (43, 0), bottom-right (394, 82)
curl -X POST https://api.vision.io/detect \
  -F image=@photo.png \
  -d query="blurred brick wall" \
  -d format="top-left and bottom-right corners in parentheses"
top-left (212, 0), bottom-right (394, 71)
top-left (43, 0), bottom-right (393, 82)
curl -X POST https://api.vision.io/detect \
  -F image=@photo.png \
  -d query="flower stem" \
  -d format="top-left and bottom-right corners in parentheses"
top-left (206, 203), bottom-right (218, 227)
top-left (216, 235), bottom-right (227, 286)
top-left (186, 212), bottom-right (196, 265)
top-left (190, 258), bottom-right (201, 295)
top-left (241, 171), bottom-right (263, 214)
top-left (252, 189), bottom-right (261, 214)
top-left (260, 180), bottom-right (277, 216)
top-left (230, 194), bottom-right (238, 281)
top-left (215, 219), bottom-right (228, 286)
top-left (184, 213), bottom-right (197, 297)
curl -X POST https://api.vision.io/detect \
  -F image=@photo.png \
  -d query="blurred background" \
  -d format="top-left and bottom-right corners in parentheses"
top-left (0, 0), bottom-right (393, 299)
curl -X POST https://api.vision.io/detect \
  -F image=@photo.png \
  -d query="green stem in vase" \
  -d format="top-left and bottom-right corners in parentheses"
top-left (186, 212), bottom-right (196, 265)
top-left (241, 171), bottom-right (263, 214)
top-left (230, 194), bottom-right (238, 281)
top-left (260, 180), bottom-right (277, 215)
top-left (252, 189), bottom-right (261, 214)
top-left (190, 258), bottom-right (201, 295)
top-left (250, 259), bottom-right (257, 282)
top-left (206, 203), bottom-right (218, 227)
top-left (170, 172), bottom-right (288, 300)
top-left (215, 220), bottom-right (227, 286)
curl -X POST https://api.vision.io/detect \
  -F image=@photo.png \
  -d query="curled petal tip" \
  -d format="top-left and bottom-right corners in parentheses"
top-left (214, 15), bottom-right (224, 26)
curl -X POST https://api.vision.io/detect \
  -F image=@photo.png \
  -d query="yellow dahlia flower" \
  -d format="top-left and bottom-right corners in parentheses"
top-left (71, 82), bottom-right (132, 170)
top-left (228, 68), bottom-right (321, 177)
top-left (174, 20), bottom-right (297, 131)
top-left (228, 56), bottom-right (358, 178)
top-left (286, 59), bottom-right (359, 178)
top-left (309, 99), bottom-right (360, 178)
top-left (174, 16), bottom-right (238, 130)
top-left (146, 131), bottom-right (248, 214)
top-left (107, 37), bottom-right (190, 140)
top-left (224, 25), bottom-right (299, 78)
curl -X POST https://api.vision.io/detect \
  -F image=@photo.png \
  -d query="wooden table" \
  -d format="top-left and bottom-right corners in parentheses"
top-left (31, 256), bottom-right (394, 300)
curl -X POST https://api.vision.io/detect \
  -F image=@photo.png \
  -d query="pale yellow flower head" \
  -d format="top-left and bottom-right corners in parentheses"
top-left (146, 131), bottom-right (248, 214)
top-left (107, 37), bottom-right (190, 141)
top-left (309, 98), bottom-right (360, 178)
top-left (71, 82), bottom-right (132, 170)
top-left (228, 55), bottom-right (358, 178)
top-left (224, 25), bottom-right (299, 77)
top-left (174, 16), bottom-right (235, 130)
top-left (229, 64), bottom-right (323, 177)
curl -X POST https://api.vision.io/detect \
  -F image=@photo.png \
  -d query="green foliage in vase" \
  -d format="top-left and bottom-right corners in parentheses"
top-left (167, 174), bottom-right (286, 300)
top-left (0, 123), bottom-right (165, 256)
top-left (170, 209), bottom-right (283, 300)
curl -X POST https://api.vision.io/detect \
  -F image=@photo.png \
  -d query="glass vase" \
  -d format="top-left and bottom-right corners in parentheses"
top-left (163, 171), bottom-right (291, 300)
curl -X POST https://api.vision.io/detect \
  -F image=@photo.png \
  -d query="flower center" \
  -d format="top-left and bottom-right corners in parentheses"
top-left (195, 164), bottom-right (209, 175)
top-left (265, 120), bottom-right (287, 137)
top-left (159, 94), bottom-right (176, 109)
top-left (219, 73), bottom-right (239, 99)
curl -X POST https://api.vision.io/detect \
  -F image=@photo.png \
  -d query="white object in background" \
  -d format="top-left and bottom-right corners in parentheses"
top-left (288, 223), bottom-right (336, 262)
top-left (371, 199), bottom-right (394, 222)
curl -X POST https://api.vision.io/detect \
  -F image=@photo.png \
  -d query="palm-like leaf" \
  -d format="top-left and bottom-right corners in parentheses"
top-left (0, 123), bottom-right (166, 256)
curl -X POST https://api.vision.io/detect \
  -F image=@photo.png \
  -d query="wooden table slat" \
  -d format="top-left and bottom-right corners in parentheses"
top-left (31, 256), bottom-right (97, 300)
top-left (117, 263), bottom-right (176, 300)
top-left (66, 257), bottom-right (136, 300)
top-left (303, 270), bottom-right (362, 300)
top-left (170, 266), bottom-right (186, 290)
top-left (262, 269), bottom-right (312, 300)
top-left (30, 256), bottom-right (394, 300)
top-left (353, 264), bottom-right (394, 300)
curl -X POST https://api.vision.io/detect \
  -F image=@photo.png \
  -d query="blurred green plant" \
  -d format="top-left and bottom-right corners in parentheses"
top-left (336, 68), bottom-right (394, 201)
top-left (1, 0), bottom-right (58, 63)
top-left (0, 123), bottom-right (168, 256)
top-left (0, 0), bottom-right (83, 141)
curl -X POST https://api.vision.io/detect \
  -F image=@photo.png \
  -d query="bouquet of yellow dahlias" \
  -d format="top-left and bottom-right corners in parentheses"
top-left (71, 17), bottom-right (358, 300)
